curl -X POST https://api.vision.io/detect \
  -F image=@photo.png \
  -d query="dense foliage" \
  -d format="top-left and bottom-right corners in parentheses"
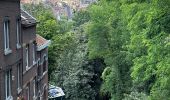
top-left (23, 3), bottom-right (103, 100)
top-left (23, 0), bottom-right (170, 99)
top-left (86, 0), bottom-right (170, 99)
top-left (23, 4), bottom-right (73, 81)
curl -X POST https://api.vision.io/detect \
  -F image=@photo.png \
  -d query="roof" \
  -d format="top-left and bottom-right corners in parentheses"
top-left (36, 34), bottom-right (51, 51)
top-left (21, 9), bottom-right (37, 27)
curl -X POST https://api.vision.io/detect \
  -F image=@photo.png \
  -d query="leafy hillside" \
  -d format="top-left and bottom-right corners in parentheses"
top-left (23, 0), bottom-right (170, 99)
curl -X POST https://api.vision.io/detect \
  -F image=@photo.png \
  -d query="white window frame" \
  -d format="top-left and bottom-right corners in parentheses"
top-left (42, 54), bottom-right (47, 75)
top-left (26, 86), bottom-right (30, 100)
top-left (37, 59), bottom-right (41, 79)
top-left (33, 78), bottom-right (36, 99)
top-left (43, 84), bottom-right (47, 99)
top-left (33, 43), bottom-right (36, 65)
top-left (16, 19), bottom-right (21, 49)
top-left (4, 19), bottom-right (12, 55)
top-left (5, 70), bottom-right (13, 100)
top-left (17, 64), bottom-right (22, 93)
top-left (26, 45), bottom-right (29, 70)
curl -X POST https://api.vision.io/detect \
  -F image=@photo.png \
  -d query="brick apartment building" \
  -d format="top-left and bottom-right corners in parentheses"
top-left (0, 0), bottom-right (50, 100)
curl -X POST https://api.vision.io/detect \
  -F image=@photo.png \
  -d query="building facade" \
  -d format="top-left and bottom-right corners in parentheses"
top-left (0, 0), bottom-right (22, 100)
top-left (36, 34), bottom-right (50, 100)
top-left (0, 0), bottom-right (50, 100)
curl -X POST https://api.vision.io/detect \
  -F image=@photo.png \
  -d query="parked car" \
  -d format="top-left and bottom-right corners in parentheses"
top-left (48, 85), bottom-right (65, 100)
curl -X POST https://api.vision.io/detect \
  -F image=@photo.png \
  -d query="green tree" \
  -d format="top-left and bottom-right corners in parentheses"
top-left (23, 1), bottom-right (170, 99)
top-left (86, 0), bottom-right (133, 99)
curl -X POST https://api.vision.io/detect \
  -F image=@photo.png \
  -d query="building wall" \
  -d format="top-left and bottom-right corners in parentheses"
top-left (22, 23), bottom-right (49, 100)
top-left (0, 1), bottom-right (49, 100)
top-left (22, 25), bottom-right (37, 100)
top-left (0, 0), bottom-right (21, 100)
top-left (11, 61), bottom-right (23, 100)
top-left (22, 26), bottom-right (36, 44)
top-left (37, 48), bottom-right (48, 99)
top-left (0, 1), bottom-right (21, 69)
top-left (22, 26), bottom-right (36, 72)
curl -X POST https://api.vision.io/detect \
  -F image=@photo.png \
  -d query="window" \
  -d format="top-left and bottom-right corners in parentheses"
top-left (4, 18), bottom-right (12, 55)
top-left (16, 19), bottom-right (21, 49)
top-left (17, 63), bottom-right (22, 92)
top-left (5, 70), bottom-right (12, 100)
top-left (33, 43), bottom-right (36, 64)
top-left (37, 92), bottom-right (41, 100)
top-left (37, 59), bottom-right (41, 77)
top-left (26, 45), bottom-right (29, 69)
top-left (33, 78), bottom-right (36, 98)
top-left (43, 86), bottom-right (47, 100)
top-left (43, 56), bottom-right (47, 73)
top-left (26, 85), bottom-right (30, 100)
